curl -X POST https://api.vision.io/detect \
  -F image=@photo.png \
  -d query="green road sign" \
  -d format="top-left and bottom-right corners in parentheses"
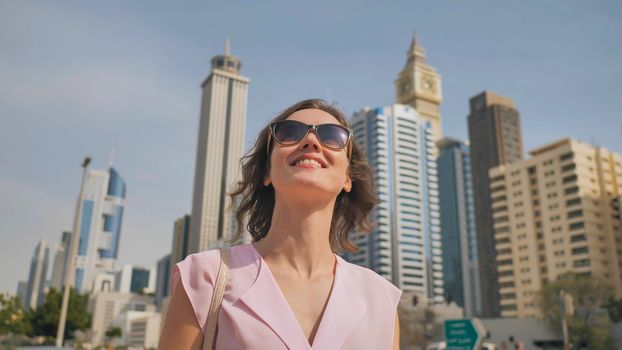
top-left (444, 318), bottom-right (486, 350)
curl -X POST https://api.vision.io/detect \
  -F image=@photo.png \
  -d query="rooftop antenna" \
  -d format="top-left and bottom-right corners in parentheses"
top-left (224, 36), bottom-right (231, 56)
top-left (108, 147), bottom-right (115, 168)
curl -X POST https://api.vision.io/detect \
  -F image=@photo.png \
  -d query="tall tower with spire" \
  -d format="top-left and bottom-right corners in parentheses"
top-left (188, 38), bottom-right (250, 253)
top-left (395, 34), bottom-right (443, 146)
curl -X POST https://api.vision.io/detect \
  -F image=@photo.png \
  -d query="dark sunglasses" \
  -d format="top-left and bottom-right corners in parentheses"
top-left (267, 120), bottom-right (353, 158)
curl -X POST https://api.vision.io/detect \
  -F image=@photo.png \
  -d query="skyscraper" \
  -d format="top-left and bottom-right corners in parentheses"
top-left (16, 281), bottom-right (28, 308)
top-left (490, 138), bottom-right (622, 317)
top-left (437, 137), bottom-right (482, 317)
top-left (155, 254), bottom-right (171, 309)
top-left (188, 39), bottom-right (249, 253)
top-left (73, 167), bottom-right (126, 293)
top-left (349, 104), bottom-right (444, 303)
top-left (25, 240), bottom-right (49, 310)
top-left (467, 91), bottom-right (524, 317)
top-left (395, 34), bottom-right (443, 146)
top-left (50, 230), bottom-right (71, 290)
top-left (171, 215), bottom-right (190, 265)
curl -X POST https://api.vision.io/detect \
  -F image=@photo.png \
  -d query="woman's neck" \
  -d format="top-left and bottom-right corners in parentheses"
top-left (253, 195), bottom-right (336, 279)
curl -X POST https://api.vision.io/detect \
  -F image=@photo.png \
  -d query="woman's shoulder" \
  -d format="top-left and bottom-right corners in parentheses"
top-left (175, 243), bottom-right (254, 286)
top-left (171, 243), bottom-right (257, 331)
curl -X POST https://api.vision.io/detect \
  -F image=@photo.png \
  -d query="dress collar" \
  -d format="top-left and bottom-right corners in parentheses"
top-left (237, 243), bottom-right (366, 349)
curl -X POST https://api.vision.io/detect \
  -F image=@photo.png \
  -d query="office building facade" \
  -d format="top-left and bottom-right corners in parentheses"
top-left (437, 137), bottom-right (482, 316)
top-left (467, 91), bottom-right (524, 317)
top-left (188, 39), bottom-right (249, 253)
top-left (490, 138), bottom-right (622, 317)
top-left (50, 230), bottom-right (71, 290)
top-left (349, 104), bottom-right (444, 302)
top-left (171, 214), bottom-right (191, 265)
top-left (116, 265), bottom-right (156, 294)
top-left (24, 240), bottom-right (49, 310)
top-left (74, 167), bottom-right (126, 293)
top-left (155, 254), bottom-right (171, 309)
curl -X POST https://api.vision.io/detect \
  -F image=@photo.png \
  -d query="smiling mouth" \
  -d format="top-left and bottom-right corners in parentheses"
top-left (291, 158), bottom-right (325, 168)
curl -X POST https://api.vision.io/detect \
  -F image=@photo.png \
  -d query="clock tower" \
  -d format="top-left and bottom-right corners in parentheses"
top-left (395, 35), bottom-right (443, 146)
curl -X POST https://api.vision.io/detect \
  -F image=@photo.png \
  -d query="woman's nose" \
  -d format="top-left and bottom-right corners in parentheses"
top-left (300, 130), bottom-right (322, 151)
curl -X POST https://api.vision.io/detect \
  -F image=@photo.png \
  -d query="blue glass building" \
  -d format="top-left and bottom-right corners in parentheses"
top-left (74, 167), bottom-right (126, 292)
top-left (437, 138), bottom-right (482, 316)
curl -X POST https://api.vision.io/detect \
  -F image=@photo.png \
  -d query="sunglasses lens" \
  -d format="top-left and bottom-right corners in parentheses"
top-left (273, 121), bottom-right (307, 144)
top-left (317, 125), bottom-right (349, 149)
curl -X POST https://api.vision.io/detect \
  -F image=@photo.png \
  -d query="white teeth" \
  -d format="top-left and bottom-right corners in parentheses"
top-left (295, 159), bottom-right (322, 167)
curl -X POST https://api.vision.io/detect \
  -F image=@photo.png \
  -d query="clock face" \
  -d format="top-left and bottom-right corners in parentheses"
top-left (421, 77), bottom-right (436, 92)
top-left (400, 80), bottom-right (412, 95)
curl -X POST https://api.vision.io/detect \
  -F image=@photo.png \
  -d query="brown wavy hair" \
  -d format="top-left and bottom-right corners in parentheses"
top-left (228, 99), bottom-right (378, 253)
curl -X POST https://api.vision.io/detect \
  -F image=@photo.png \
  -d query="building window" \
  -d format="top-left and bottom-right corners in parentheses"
top-left (564, 186), bottom-right (579, 195)
top-left (573, 259), bottom-right (590, 267)
top-left (559, 153), bottom-right (573, 161)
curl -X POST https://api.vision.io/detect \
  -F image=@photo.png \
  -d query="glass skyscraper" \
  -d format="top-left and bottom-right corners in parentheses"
top-left (437, 137), bottom-right (482, 316)
top-left (348, 104), bottom-right (444, 303)
top-left (74, 167), bottom-right (126, 292)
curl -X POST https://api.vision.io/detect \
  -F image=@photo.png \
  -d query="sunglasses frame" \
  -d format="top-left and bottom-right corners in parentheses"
top-left (266, 120), bottom-right (353, 160)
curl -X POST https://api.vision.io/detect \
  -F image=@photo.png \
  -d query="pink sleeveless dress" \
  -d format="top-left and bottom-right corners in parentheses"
top-left (171, 243), bottom-right (402, 349)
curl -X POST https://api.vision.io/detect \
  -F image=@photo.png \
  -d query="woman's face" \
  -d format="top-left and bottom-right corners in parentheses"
top-left (265, 108), bottom-right (352, 201)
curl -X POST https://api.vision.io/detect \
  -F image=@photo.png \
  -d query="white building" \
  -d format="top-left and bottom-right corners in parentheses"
top-left (348, 104), bottom-right (444, 303)
top-left (25, 240), bottom-right (49, 310)
top-left (115, 264), bottom-right (156, 294)
top-left (73, 167), bottom-right (126, 293)
top-left (188, 38), bottom-right (250, 253)
top-left (88, 291), bottom-right (156, 347)
top-left (50, 231), bottom-right (71, 290)
top-left (116, 310), bottom-right (161, 349)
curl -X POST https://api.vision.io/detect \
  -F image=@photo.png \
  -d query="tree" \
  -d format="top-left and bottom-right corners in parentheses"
top-left (28, 287), bottom-right (91, 340)
top-left (537, 273), bottom-right (613, 350)
top-left (0, 293), bottom-right (30, 336)
top-left (105, 326), bottom-right (121, 339)
top-left (604, 297), bottom-right (622, 323)
top-left (104, 326), bottom-right (122, 349)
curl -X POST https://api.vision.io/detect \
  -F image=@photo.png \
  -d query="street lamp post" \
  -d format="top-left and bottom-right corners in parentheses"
top-left (55, 157), bottom-right (91, 349)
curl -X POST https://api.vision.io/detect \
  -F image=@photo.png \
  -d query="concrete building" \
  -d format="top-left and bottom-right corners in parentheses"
top-left (88, 291), bottom-right (156, 347)
top-left (50, 230), bottom-right (71, 290)
top-left (188, 38), bottom-right (249, 253)
top-left (467, 91), bottom-right (524, 317)
top-left (489, 138), bottom-right (622, 317)
top-left (395, 34), bottom-right (443, 147)
top-left (155, 254), bottom-right (171, 309)
top-left (115, 310), bottom-right (161, 349)
top-left (25, 240), bottom-right (49, 310)
top-left (437, 137), bottom-right (482, 317)
top-left (116, 265), bottom-right (156, 294)
top-left (73, 166), bottom-right (126, 293)
top-left (479, 318), bottom-right (560, 349)
top-left (15, 281), bottom-right (28, 308)
top-left (171, 214), bottom-right (190, 265)
top-left (348, 104), bottom-right (443, 302)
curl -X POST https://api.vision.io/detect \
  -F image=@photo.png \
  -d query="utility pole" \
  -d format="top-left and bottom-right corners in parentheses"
top-left (56, 157), bottom-right (91, 348)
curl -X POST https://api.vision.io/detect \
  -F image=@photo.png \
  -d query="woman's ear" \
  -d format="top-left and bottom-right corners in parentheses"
top-left (263, 176), bottom-right (271, 187)
top-left (343, 176), bottom-right (352, 192)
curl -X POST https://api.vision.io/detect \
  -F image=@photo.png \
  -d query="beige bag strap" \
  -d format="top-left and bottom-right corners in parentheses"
top-left (202, 247), bottom-right (230, 350)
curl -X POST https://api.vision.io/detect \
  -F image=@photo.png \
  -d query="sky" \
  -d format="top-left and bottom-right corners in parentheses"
top-left (1, 1), bottom-right (621, 294)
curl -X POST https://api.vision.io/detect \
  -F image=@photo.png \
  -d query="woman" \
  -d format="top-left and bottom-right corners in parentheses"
top-left (159, 99), bottom-right (401, 349)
